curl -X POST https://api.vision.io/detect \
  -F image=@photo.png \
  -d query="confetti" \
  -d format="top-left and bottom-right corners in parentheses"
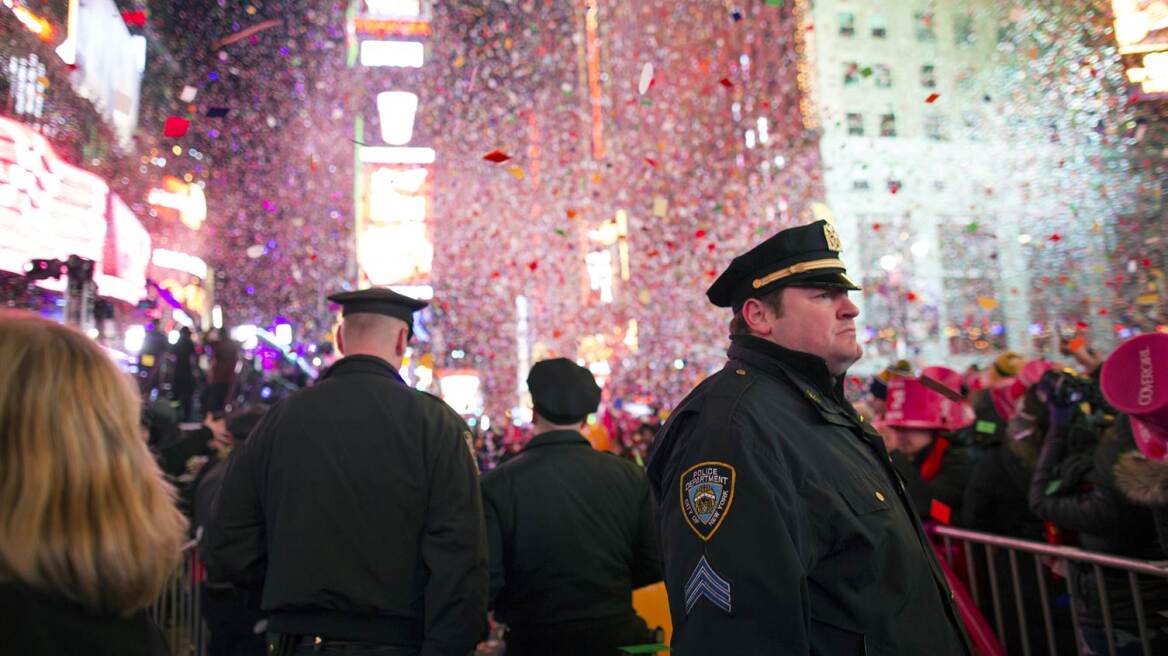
top-left (925, 93), bottom-right (940, 103)
top-left (179, 86), bottom-right (198, 103)
top-left (206, 107), bottom-right (230, 118)
top-left (211, 18), bottom-right (283, 50)
top-left (163, 117), bottom-right (190, 137)
top-left (506, 165), bottom-right (525, 180)
top-left (638, 62), bottom-right (654, 95)
top-left (482, 149), bottom-right (512, 163)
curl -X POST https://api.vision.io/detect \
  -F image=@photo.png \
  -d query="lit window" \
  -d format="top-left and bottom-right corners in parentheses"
top-left (914, 10), bottom-right (936, 42)
top-left (839, 12), bottom-right (855, 37)
top-left (921, 64), bottom-right (936, 88)
top-left (954, 14), bottom-right (975, 46)
top-left (925, 114), bottom-right (945, 141)
top-left (360, 40), bottom-right (425, 67)
top-left (376, 91), bottom-right (418, 145)
top-left (880, 113), bottom-right (897, 137)
top-left (871, 15), bottom-right (887, 39)
top-left (843, 62), bottom-right (860, 86)
top-left (846, 113), bottom-right (864, 136)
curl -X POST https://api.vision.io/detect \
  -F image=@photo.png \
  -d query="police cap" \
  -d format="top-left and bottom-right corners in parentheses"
top-left (527, 358), bottom-right (602, 425)
top-left (327, 287), bottom-right (428, 334)
top-left (706, 220), bottom-right (860, 311)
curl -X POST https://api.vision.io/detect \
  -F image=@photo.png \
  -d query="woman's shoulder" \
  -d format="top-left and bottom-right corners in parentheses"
top-left (0, 583), bottom-right (170, 655)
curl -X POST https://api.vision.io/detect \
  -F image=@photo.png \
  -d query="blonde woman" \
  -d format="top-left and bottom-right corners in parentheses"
top-left (0, 310), bottom-right (188, 655)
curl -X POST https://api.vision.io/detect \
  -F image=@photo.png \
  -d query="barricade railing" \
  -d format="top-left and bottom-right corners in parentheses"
top-left (934, 525), bottom-right (1168, 656)
top-left (149, 540), bottom-right (207, 656)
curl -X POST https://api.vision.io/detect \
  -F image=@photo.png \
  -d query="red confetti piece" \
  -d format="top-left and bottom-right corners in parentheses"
top-left (719, 77), bottom-right (733, 88)
top-left (1049, 233), bottom-right (1062, 242)
top-left (163, 117), bottom-right (189, 137)
top-left (1098, 308), bottom-right (1109, 316)
top-left (694, 229), bottom-right (706, 238)
top-left (925, 93), bottom-right (940, 104)
top-left (707, 243), bottom-right (716, 251)
top-left (644, 157), bottom-right (657, 168)
top-left (872, 223), bottom-right (882, 231)
top-left (489, 271), bottom-right (501, 279)
top-left (527, 261), bottom-right (538, 271)
top-left (906, 291), bottom-right (918, 302)
top-left (482, 149), bottom-right (512, 163)
top-left (121, 10), bottom-right (147, 27)
top-left (1143, 258), bottom-right (1153, 267)
top-left (565, 209), bottom-right (578, 219)
top-left (889, 182), bottom-right (900, 194)
top-left (930, 499), bottom-right (952, 525)
top-left (1075, 321), bottom-right (1089, 330)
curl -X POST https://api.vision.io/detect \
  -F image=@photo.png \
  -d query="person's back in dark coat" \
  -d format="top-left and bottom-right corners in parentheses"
top-left (0, 584), bottom-right (171, 656)
top-left (482, 430), bottom-right (662, 655)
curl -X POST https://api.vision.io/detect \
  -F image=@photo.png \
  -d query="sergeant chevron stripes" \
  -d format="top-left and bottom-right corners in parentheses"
top-left (684, 556), bottom-right (732, 614)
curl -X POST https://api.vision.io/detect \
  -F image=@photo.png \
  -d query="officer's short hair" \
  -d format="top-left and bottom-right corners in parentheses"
top-left (729, 288), bottom-right (785, 336)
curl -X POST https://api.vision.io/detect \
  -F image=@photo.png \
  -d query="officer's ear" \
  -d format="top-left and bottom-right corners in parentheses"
top-left (335, 323), bottom-right (347, 356)
top-left (394, 324), bottom-right (408, 357)
top-left (741, 297), bottom-right (776, 337)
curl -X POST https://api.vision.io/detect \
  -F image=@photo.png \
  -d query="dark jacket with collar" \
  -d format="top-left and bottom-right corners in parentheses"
top-left (207, 355), bottom-right (487, 656)
top-left (0, 583), bottom-right (170, 656)
top-left (647, 335), bottom-right (971, 656)
top-left (480, 429), bottom-right (662, 628)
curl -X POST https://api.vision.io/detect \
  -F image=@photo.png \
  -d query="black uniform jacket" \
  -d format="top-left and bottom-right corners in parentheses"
top-left (480, 430), bottom-right (662, 627)
top-left (647, 336), bottom-right (972, 655)
top-left (207, 355), bottom-right (487, 656)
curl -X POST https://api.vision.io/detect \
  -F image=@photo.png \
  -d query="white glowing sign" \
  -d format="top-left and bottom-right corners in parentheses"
top-left (439, 372), bottom-right (483, 416)
top-left (148, 177), bottom-right (207, 230)
top-left (360, 40), bottom-right (424, 67)
top-left (152, 249), bottom-right (208, 279)
top-left (358, 146), bottom-right (436, 164)
top-left (358, 164), bottom-right (433, 286)
top-left (377, 91), bottom-right (419, 145)
top-left (0, 115), bottom-right (107, 276)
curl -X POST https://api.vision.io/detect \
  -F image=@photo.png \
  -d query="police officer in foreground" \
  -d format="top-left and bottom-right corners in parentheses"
top-left (647, 221), bottom-right (972, 654)
top-left (208, 288), bottom-right (487, 656)
top-left (481, 359), bottom-right (663, 655)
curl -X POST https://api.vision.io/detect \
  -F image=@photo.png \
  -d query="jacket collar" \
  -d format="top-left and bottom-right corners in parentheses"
top-left (727, 334), bottom-right (846, 405)
top-left (321, 355), bottom-right (405, 384)
top-left (524, 429), bottom-right (590, 451)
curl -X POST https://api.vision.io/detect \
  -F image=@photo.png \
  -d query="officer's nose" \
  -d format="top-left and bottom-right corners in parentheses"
top-left (838, 294), bottom-right (860, 320)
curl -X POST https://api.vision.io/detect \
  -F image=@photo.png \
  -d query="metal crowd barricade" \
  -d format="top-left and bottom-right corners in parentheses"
top-left (149, 540), bottom-right (208, 656)
top-left (934, 526), bottom-right (1168, 656)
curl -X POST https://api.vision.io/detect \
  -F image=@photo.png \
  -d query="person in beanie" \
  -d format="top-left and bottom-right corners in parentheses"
top-left (208, 288), bottom-right (486, 656)
top-left (481, 358), bottom-right (663, 656)
top-left (647, 220), bottom-right (971, 655)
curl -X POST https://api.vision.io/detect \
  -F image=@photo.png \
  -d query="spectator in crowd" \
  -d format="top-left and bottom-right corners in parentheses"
top-left (882, 375), bottom-right (972, 524)
top-left (204, 328), bottom-right (241, 413)
top-left (0, 310), bottom-right (188, 655)
top-left (1029, 359), bottom-right (1168, 655)
top-left (192, 406), bottom-right (270, 656)
top-left (170, 326), bottom-right (199, 421)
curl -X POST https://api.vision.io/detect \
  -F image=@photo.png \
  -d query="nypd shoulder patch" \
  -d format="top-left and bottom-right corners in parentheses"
top-left (679, 461), bottom-right (735, 541)
top-left (685, 556), bottom-right (732, 615)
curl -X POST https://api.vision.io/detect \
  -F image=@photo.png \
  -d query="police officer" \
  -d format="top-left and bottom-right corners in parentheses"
top-left (481, 358), bottom-right (663, 655)
top-left (647, 221), bottom-right (972, 654)
top-left (208, 288), bottom-right (487, 656)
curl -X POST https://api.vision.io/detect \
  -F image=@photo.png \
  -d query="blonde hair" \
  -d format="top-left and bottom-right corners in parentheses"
top-left (0, 310), bottom-right (187, 614)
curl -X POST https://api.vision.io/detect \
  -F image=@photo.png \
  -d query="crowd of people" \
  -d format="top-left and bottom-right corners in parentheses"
top-left (2, 221), bottom-right (1167, 656)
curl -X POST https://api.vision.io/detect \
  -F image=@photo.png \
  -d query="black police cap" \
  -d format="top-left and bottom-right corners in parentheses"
top-left (706, 219), bottom-right (860, 311)
top-left (327, 287), bottom-right (428, 333)
top-left (527, 358), bottom-right (602, 425)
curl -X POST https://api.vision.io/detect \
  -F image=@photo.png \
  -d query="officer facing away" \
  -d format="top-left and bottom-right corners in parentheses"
top-left (208, 287), bottom-right (487, 656)
top-left (481, 358), bottom-right (663, 656)
top-left (647, 221), bottom-right (972, 655)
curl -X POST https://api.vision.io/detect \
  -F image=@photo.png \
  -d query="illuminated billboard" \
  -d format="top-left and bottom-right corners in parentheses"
top-left (1113, 1), bottom-right (1168, 94)
top-left (357, 163), bottom-right (434, 286)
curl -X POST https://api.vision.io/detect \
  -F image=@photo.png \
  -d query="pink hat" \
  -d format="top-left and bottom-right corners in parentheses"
top-left (921, 366), bottom-right (963, 396)
top-left (1101, 333), bottom-right (1168, 461)
top-left (885, 377), bottom-right (966, 431)
top-left (1019, 360), bottom-right (1056, 387)
top-left (921, 366), bottom-right (975, 430)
